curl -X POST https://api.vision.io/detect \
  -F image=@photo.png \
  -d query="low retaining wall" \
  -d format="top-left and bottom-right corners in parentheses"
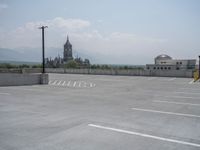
top-left (46, 68), bottom-right (194, 78)
top-left (0, 73), bottom-right (49, 86)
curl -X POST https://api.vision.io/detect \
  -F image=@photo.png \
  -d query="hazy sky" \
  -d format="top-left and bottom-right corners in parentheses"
top-left (0, 0), bottom-right (200, 64)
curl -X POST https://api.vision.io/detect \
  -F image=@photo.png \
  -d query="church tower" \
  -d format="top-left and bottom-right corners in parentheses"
top-left (63, 36), bottom-right (73, 62)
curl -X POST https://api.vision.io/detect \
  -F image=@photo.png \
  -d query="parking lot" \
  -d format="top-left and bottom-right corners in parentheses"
top-left (0, 73), bottom-right (200, 150)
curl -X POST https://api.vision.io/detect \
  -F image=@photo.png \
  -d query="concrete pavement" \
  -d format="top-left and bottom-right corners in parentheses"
top-left (0, 73), bottom-right (200, 150)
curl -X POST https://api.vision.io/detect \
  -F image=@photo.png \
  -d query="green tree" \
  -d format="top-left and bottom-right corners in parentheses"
top-left (65, 60), bottom-right (78, 68)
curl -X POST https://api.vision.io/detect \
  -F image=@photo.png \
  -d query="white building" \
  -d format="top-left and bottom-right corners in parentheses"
top-left (146, 54), bottom-right (196, 71)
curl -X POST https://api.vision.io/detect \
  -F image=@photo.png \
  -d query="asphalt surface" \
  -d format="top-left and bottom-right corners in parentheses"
top-left (0, 73), bottom-right (200, 150)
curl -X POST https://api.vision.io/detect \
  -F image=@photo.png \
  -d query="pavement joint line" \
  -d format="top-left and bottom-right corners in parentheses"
top-left (88, 124), bottom-right (200, 148)
top-left (0, 92), bottom-right (10, 95)
top-left (153, 100), bottom-right (200, 106)
top-left (132, 107), bottom-right (200, 118)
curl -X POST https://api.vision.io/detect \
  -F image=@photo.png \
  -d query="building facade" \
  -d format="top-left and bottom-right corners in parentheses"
top-left (146, 54), bottom-right (196, 71)
top-left (63, 36), bottom-right (73, 62)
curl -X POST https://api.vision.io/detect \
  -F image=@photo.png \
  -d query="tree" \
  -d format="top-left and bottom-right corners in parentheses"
top-left (65, 60), bottom-right (78, 68)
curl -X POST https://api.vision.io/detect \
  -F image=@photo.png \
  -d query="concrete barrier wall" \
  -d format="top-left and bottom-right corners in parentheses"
top-left (0, 73), bottom-right (49, 86)
top-left (46, 68), bottom-right (194, 78)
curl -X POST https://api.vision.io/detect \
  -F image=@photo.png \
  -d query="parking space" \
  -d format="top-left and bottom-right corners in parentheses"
top-left (0, 73), bottom-right (200, 150)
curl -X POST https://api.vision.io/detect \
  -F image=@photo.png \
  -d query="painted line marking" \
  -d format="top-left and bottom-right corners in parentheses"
top-left (168, 78), bottom-right (176, 81)
top-left (57, 80), bottom-right (62, 86)
top-left (132, 107), bottom-right (200, 118)
top-left (52, 80), bottom-right (58, 85)
top-left (90, 83), bottom-right (94, 87)
top-left (83, 81), bottom-right (87, 87)
top-left (153, 100), bottom-right (200, 106)
top-left (67, 81), bottom-right (71, 86)
top-left (73, 81), bottom-right (76, 87)
top-left (174, 91), bottom-right (200, 95)
top-left (147, 77), bottom-right (156, 81)
top-left (88, 124), bottom-right (200, 148)
top-left (189, 80), bottom-right (194, 84)
top-left (62, 81), bottom-right (66, 86)
top-left (78, 82), bottom-right (81, 87)
top-left (48, 80), bottom-right (52, 84)
top-left (164, 95), bottom-right (199, 99)
top-left (0, 92), bottom-right (10, 95)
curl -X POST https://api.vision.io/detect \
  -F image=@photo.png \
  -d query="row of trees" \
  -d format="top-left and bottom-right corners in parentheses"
top-left (0, 63), bottom-right (42, 69)
top-left (0, 62), bottom-right (144, 70)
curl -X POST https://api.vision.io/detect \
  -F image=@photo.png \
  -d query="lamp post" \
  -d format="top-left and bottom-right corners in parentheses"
top-left (199, 56), bottom-right (200, 79)
top-left (38, 26), bottom-right (48, 73)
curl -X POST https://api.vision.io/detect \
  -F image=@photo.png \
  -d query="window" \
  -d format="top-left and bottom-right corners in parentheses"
top-left (176, 62), bottom-right (179, 65)
top-left (161, 67), bottom-right (163, 70)
top-left (147, 67), bottom-right (150, 69)
top-left (180, 62), bottom-right (182, 64)
top-left (157, 67), bottom-right (159, 69)
top-left (176, 67), bottom-right (179, 70)
top-left (153, 67), bottom-right (156, 70)
top-left (165, 67), bottom-right (167, 70)
top-left (168, 67), bottom-right (171, 70)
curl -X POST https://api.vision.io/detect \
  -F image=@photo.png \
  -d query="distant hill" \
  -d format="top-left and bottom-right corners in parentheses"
top-left (0, 47), bottom-right (93, 64)
top-left (0, 47), bottom-right (62, 63)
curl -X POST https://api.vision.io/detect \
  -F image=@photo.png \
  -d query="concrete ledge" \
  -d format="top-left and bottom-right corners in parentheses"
top-left (0, 73), bottom-right (49, 86)
top-left (46, 68), bottom-right (194, 78)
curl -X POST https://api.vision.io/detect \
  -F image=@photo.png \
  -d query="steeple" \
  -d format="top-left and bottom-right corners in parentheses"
top-left (65, 35), bottom-right (71, 46)
top-left (67, 35), bottom-right (69, 43)
top-left (63, 35), bottom-right (73, 62)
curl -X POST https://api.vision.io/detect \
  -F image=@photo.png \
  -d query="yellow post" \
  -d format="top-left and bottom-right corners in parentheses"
top-left (194, 69), bottom-right (199, 82)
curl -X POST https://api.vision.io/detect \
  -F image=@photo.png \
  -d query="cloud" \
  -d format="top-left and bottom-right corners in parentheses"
top-left (0, 17), bottom-right (167, 64)
top-left (0, 4), bottom-right (8, 10)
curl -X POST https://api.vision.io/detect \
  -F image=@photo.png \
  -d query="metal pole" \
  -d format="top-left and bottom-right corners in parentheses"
top-left (42, 27), bottom-right (45, 73)
top-left (199, 55), bottom-right (200, 79)
top-left (39, 26), bottom-right (48, 74)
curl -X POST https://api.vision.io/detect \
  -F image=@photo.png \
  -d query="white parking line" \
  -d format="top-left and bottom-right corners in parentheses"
top-left (189, 80), bottom-right (194, 84)
top-left (52, 80), bottom-right (58, 85)
top-left (88, 124), bottom-right (200, 148)
top-left (82, 81), bottom-right (87, 87)
top-left (168, 78), bottom-right (176, 81)
top-left (62, 81), bottom-right (66, 86)
top-left (67, 81), bottom-right (71, 86)
top-left (153, 100), bottom-right (200, 106)
top-left (57, 80), bottom-right (62, 85)
top-left (0, 92), bottom-right (10, 95)
top-left (90, 83), bottom-right (93, 87)
top-left (73, 81), bottom-right (76, 87)
top-left (78, 82), bottom-right (81, 87)
top-left (147, 77), bottom-right (156, 81)
top-left (174, 91), bottom-right (200, 95)
top-left (164, 95), bottom-right (199, 99)
top-left (48, 80), bottom-right (52, 84)
top-left (132, 107), bottom-right (200, 118)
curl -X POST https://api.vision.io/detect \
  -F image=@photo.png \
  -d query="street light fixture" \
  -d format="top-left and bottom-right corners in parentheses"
top-left (38, 26), bottom-right (48, 73)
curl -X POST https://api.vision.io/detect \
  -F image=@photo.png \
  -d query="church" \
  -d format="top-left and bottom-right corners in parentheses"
top-left (63, 36), bottom-right (73, 63)
top-left (45, 36), bottom-right (90, 68)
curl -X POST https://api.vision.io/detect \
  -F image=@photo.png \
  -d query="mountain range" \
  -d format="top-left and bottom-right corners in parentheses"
top-left (0, 47), bottom-right (95, 63)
